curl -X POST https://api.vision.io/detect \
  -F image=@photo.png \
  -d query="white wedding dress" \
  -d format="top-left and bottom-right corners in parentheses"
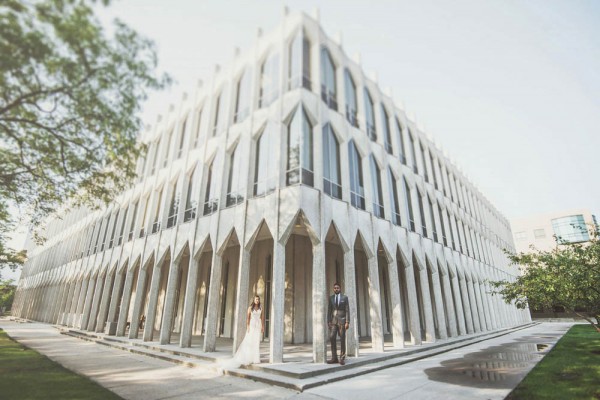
top-left (218, 308), bottom-right (262, 369)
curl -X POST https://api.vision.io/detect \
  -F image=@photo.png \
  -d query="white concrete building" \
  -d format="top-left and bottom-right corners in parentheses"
top-left (512, 209), bottom-right (598, 253)
top-left (13, 10), bottom-right (530, 364)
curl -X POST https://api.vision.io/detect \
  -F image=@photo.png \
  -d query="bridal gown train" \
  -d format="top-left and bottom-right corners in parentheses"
top-left (219, 308), bottom-right (262, 369)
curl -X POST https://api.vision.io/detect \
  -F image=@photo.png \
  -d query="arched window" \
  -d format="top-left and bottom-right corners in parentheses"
top-left (322, 123), bottom-right (341, 199)
top-left (418, 191), bottom-right (427, 237)
top-left (227, 144), bottom-right (245, 206)
top-left (151, 189), bottom-right (163, 234)
top-left (259, 52), bottom-right (280, 108)
top-left (344, 69), bottom-right (358, 127)
top-left (254, 124), bottom-right (278, 196)
top-left (150, 137), bottom-right (161, 176)
top-left (166, 183), bottom-right (180, 229)
top-left (289, 31), bottom-right (311, 90)
top-left (286, 106), bottom-right (313, 186)
top-left (176, 117), bottom-right (188, 159)
top-left (320, 48), bottom-right (337, 110)
top-left (127, 202), bottom-right (138, 241)
top-left (364, 88), bottom-right (376, 141)
top-left (348, 141), bottom-right (365, 210)
top-left (408, 129), bottom-right (418, 174)
top-left (395, 118), bottom-right (406, 165)
top-left (212, 88), bottom-right (227, 137)
top-left (234, 68), bottom-right (251, 123)
top-left (203, 160), bottom-right (219, 215)
top-left (428, 196), bottom-right (438, 242)
top-left (369, 156), bottom-right (384, 218)
top-left (387, 168), bottom-right (401, 225)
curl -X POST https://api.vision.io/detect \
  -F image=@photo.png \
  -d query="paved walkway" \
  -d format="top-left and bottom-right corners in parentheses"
top-left (0, 318), bottom-right (573, 399)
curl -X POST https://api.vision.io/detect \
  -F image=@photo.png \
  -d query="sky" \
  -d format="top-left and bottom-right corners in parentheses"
top-left (4, 0), bottom-right (600, 280)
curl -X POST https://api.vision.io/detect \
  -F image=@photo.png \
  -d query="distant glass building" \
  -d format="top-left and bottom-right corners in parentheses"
top-left (13, 10), bottom-right (530, 364)
top-left (512, 209), bottom-right (597, 253)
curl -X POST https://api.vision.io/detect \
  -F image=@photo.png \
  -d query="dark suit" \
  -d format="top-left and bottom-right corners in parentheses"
top-left (327, 293), bottom-right (350, 360)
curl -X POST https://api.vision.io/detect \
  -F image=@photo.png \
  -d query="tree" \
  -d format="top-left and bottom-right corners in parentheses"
top-left (491, 232), bottom-right (600, 333)
top-left (0, 0), bottom-right (169, 272)
top-left (0, 279), bottom-right (16, 314)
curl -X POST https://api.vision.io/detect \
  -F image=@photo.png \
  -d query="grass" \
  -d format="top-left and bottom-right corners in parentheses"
top-left (507, 324), bottom-right (600, 400)
top-left (0, 328), bottom-right (122, 400)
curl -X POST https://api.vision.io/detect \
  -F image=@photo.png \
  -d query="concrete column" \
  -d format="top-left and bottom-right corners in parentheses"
top-left (86, 276), bottom-right (105, 331)
top-left (95, 272), bottom-right (115, 332)
top-left (429, 270), bottom-right (448, 340)
top-left (76, 278), bottom-right (92, 329)
top-left (483, 280), bottom-right (498, 329)
top-left (60, 282), bottom-right (76, 325)
top-left (269, 241), bottom-right (285, 363)
top-left (366, 255), bottom-right (384, 352)
top-left (232, 249), bottom-right (251, 353)
top-left (106, 271), bottom-right (125, 335)
top-left (180, 256), bottom-right (198, 348)
top-left (129, 265), bottom-right (150, 339)
top-left (386, 258), bottom-right (404, 348)
top-left (67, 280), bottom-right (83, 326)
top-left (440, 271), bottom-right (458, 337)
top-left (472, 280), bottom-right (488, 331)
top-left (143, 262), bottom-right (165, 342)
top-left (342, 245), bottom-right (358, 357)
top-left (117, 267), bottom-right (137, 336)
top-left (311, 242), bottom-right (327, 362)
top-left (477, 281), bottom-right (493, 330)
top-left (159, 259), bottom-right (181, 344)
top-left (50, 285), bottom-right (65, 324)
top-left (450, 274), bottom-right (467, 335)
top-left (203, 252), bottom-right (223, 352)
top-left (466, 278), bottom-right (480, 333)
top-left (417, 265), bottom-right (436, 342)
top-left (458, 275), bottom-right (474, 334)
top-left (179, 256), bottom-right (199, 347)
top-left (404, 258), bottom-right (422, 345)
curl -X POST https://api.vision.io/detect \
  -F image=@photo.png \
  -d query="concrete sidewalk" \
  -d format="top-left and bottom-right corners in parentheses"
top-left (0, 318), bottom-right (572, 399)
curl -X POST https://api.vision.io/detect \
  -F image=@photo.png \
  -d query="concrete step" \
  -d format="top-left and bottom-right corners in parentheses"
top-left (59, 323), bottom-right (537, 392)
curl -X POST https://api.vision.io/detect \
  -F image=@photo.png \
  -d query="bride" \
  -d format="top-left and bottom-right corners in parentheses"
top-left (219, 295), bottom-right (264, 369)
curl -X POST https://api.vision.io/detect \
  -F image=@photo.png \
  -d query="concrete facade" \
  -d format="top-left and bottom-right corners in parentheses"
top-left (13, 11), bottom-right (530, 365)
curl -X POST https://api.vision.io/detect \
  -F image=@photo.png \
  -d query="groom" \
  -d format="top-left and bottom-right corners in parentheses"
top-left (327, 282), bottom-right (350, 365)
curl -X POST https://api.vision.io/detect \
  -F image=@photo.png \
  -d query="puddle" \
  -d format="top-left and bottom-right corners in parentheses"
top-left (536, 344), bottom-right (549, 351)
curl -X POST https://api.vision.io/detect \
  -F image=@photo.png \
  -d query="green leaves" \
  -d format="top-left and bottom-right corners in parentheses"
top-left (0, 0), bottom-right (169, 269)
top-left (492, 231), bottom-right (600, 332)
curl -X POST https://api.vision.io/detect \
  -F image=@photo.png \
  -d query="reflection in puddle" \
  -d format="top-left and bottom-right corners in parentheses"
top-left (425, 336), bottom-right (557, 389)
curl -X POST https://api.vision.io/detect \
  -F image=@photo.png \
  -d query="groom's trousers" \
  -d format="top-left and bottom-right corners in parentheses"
top-left (329, 322), bottom-right (347, 359)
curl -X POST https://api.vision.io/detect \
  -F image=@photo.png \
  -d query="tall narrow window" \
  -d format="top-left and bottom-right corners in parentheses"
top-left (344, 69), bottom-right (358, 127)
top-left (395, 118), bottom-right (407, 165)
top-left (369, 156), bottom-right (384, 218)
top-left (203, 161), bottom-right (218, 215)
top-left (418, 193), bottom-right (427, 237)
top-left (387, 168), bottom-right (401, 225)
top-left (177, 117), bottom-right (187, 159)
top-left (259, 52), bottom-right (280, 108)
top-left (151, 189), bottom-right (163, 234)
top-left (364, 89), bottom-right (377, 141)
top-left (194, 108), bottom-right (203, 148)
top-left (289, 31), bottom-right (311, 90)
top-left (348, 141), bottom-right (365, 210)
top-left (128, 202), bottom-right (138, 241)
top-left (320, 48), bottom-right (337, 110)
top-left (166, 186), bottom-right (180, 229)
top-left (108, 211), bottom-right (119, 249)
top-left (420, 143), bottom-right (428, 182)
top-left (212, 90), bottom-right (225, 136)
top-left (430, 152), bottom-right (440, 190)
top-left (139, 198), bottom-right (149, 238)
top-left (408, 130), bottom-right (418, 174)
top-left (164, 129), bottom-right (174, 167)
top-left (322, 124), bottom-right (341, 199)
top-left (428, 196), bottom-right (438, 242)
top-left (438, 205), bottom-right (447, 246)
top-left (381, 106), bottom-right (392, 154)
top-left (184, 166), bottom-right (198, 222)
top-left (118, 206), bottom-right (128, 245)
top-left (403, 178), bottom-right (415, 231)
top-left (226, 145), bottom-right (245, 206)
top-left (286, 106), bottom-right (313, 186)
top-left (150, 138), bottom-right (161, 176)
top-left (254, 124), bottom-right (278, 196)
top-left (234, 69), bottom-right (251, 123)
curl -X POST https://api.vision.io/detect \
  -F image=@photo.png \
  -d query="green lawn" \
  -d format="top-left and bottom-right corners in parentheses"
top-left (507, 324), bottom-right (600, 400)
top-left (0, 328), bottom-right (122, 400)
